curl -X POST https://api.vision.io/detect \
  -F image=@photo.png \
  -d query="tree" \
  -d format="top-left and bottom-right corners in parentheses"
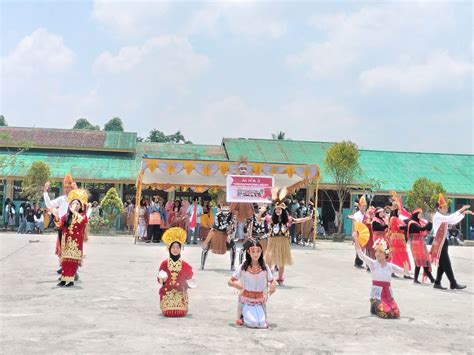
top-left (22, 161), bottom-right (51, 202)
top-left (100, 187), bottom-right (123, 227)
top-left (145, 129), bottom-right (192, 144)
top-left (0, 115), bottom-right (7, 126)
top-left (272, 131), bottom-right (286, 140)
top-left (324, 141), bottom-right (360, 235)
top-left (73, 118), bottom-right (100, 130)
top-left (104, 117), bottom-right (124, 131)
top-left (0, 132), bottom-right (30, 171)
top-left (406, 178), bottom-right (446, 214)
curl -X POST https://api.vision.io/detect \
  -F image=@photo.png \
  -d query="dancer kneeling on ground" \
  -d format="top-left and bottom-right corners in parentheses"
top-left (228, 239), bottom-right (275, 328)
top-left (158, 227), bottom-right (194, 317)
top-left (354, 235), bottom-right (408, 319)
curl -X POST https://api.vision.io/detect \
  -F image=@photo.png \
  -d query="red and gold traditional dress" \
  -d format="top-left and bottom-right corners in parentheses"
top-left (158, 228), bottom-right (194, 317)
top-left (57, 189), bottom-right (89, 284)
top-left (158, 259), bottom-right (193, 317)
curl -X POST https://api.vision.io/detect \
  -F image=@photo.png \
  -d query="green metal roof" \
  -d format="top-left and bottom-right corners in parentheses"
top-left (223, 138), bottom-right (332, 164)
top-left (1, 149), bottom-right (137, 182)
top-left (2, 133), bottom-right (472, 196)
top-left (137, 142), bottom-right (228, 161)
top-left (358, 150), bottom-right (474, 195)
top-left (223, 138), bottom-right (474, 196)
top-left (0, 127), bottom-right (137, 152)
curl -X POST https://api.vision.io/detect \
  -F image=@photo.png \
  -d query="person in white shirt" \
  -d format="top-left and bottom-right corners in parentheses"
top-left (354, 235), bottom-right (408, 319)
top-left (34, 209), bottom-right (45, 233)
top-left (431, 193), bottom-right (471, 290)
top-left (349, 195), bottom-right (367, 269)
top-left (43, 174), bottom-right (77, 273)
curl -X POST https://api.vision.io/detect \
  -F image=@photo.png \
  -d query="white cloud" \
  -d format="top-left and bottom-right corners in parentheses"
top-left (93, 35), bottom-right (210, 93)
top-left (91, 0), bottom-right (169, 38)
top-left (288, 2), bottom-right (458, 78)
top-left (91, 1), bottom-right (286, 40)
top-left (286, 41), bottom-right (358, 79)
top-left (359, 52), bottom-right (472, 93)
top-left (183, 2), bottom-right (287, 39)
top-left (1, 28), bottom-right (74, 81)
top-left (168, 96), bottom-right (365, 146)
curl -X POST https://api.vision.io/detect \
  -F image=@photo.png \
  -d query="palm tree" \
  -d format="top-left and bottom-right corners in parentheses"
top-left (271, 131), bottom-right (286, 140)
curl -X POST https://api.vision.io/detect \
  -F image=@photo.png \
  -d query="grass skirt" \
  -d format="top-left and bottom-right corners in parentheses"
top-left (203, 229), bottom-right (227, 254)
top-left (265, 237), bottom-right (293, 267)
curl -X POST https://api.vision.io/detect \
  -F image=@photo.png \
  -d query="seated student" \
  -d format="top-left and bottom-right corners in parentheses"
top-left (34, 209), bottom-right (45, 234)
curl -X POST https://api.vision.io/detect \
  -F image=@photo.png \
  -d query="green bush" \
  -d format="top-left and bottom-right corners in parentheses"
top-left (88, 216), bottom-right (109, 234)
top-left (100, 187), bottom-right (123, 228)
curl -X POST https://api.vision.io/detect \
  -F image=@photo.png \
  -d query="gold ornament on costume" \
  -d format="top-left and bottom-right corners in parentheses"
top-left (162, 227), bottom-right (187, 247)
top-left (67, 189), bottom-right (88, 206)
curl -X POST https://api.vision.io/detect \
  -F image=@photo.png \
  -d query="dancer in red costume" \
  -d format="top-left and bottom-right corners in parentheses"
top-left (404, 209), bottom-right (435, 285)
top-left (52, 189), bottom-right (89, 287)
top-left (158, 227), bottom-right (194, 317)
top-left (387, 191), bottom-right (412, 279)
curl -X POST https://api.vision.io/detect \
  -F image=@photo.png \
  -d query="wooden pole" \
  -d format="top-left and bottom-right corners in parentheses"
top-left (312, 169), bottom-right (320, 250)
top-left (133, 169), bottom-right (144, 244)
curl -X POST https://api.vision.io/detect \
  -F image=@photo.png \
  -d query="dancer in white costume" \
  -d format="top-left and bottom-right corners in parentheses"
top-left (228, 239), bottom-right (275, 328)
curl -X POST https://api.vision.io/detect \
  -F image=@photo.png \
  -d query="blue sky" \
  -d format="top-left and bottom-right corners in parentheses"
top-left (1, 1), bottom-right (472, 154)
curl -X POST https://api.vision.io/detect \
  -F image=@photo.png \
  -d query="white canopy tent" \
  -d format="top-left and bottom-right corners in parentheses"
top-left (134, 158), bottom-right (320, 243)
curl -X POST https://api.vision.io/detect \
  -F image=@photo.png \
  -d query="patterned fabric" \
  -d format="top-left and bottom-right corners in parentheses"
top-left (251, 215), bottom-right (268, 236)
top-left (61, 259), bottom-right (78, 283)
top-left (269, 222), bottom-right (290, 238)
top-left (59, 212), bottom-right (88, 262)
top-left (158, 259), bottom-right (193, 317)
top-left (410, 234), bottom-right (430, 267)
top-left (370, 281), bottom-right (400, 319)
top-left (429, 222), bottom-right (448, 266)
top-left (213, 210), bottom-right (234, 232)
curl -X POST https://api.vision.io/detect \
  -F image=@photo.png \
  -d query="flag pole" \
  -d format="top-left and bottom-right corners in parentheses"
top-left (312, 167), bottom-right (320, 250)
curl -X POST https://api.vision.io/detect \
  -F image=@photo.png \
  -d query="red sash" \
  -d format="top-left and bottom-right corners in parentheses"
top-left (190, 204), bottom-right (197, 229)
top-left (429, 222), bottom-right (448, 266)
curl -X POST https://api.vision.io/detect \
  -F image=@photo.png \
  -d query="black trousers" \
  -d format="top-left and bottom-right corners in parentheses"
top-left (355, 253), bottom-right (363, 266)
top-left (414, 266), bottom-right (434, 282)
top-left (147, 224), bottom-right (162, 242)
top-left (435, 240), bottom-right (457, 286)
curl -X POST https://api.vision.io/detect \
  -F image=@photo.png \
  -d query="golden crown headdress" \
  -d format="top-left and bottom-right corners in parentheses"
top-left (162, 227), bottom-right (187, 247)
top-left (67, 189), bottom-right (88, 206)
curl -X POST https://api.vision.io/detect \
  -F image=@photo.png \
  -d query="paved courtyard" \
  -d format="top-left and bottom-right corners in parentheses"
top-left (1, 233), bottom-right (473, 354)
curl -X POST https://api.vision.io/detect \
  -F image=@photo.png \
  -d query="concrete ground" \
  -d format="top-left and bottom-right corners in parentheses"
top-left (1, 232), bottom-right (473, 354)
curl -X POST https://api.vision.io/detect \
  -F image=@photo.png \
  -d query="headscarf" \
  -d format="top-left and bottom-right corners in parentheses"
top-left (168, 241), bottom-right (181, 262)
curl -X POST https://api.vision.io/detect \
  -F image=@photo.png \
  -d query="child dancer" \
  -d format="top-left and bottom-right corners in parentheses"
top-left (158, 227), bottom-right (194, 317)
top-left (228, 239), bottom-right (276, 328)
top-left (354, 235), bottom-right (408, 319)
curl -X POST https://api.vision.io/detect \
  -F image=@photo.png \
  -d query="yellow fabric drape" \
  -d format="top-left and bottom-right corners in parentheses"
top-left (133, 170), bottom-right (144, 244)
